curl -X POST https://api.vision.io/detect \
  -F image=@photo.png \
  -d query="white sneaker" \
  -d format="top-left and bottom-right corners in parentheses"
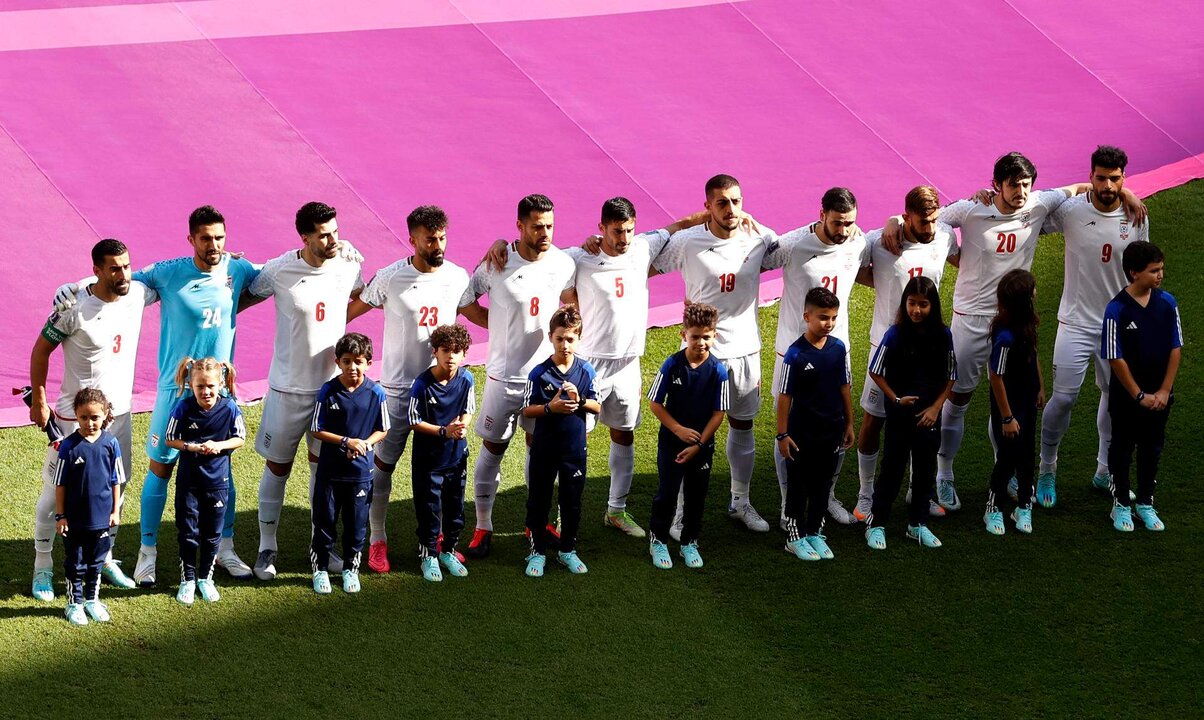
top-left (253, 549), bottom-right (277, 581)
top-left (216, 548), bottom-right (253, 579)
top-left (826, 496), bottom-right (854, 525)
top-left (328, 550), bottom-right (344, 574)
top-left (134, 546), bottom-right (157, 587)
top-left (728, 501), bottom-right (770, 532)
top-left (853, 493), bottom-right (873, 523)
top-left (936, 474), bottom-right (962, 511)
top-left (669, 508), bottom-right (684, 542)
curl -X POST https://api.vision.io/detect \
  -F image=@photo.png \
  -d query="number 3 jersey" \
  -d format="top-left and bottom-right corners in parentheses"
top-left (360, 257), bottom-right (470, 395)
top-left (1043, 193), bottom-right (1149, 331)
top-left (249, 250), bottom-right (365, 394)
top-left (940, 190), bottom-right (1066, 316)
top-left (134, 255), bottom-right (259, 390)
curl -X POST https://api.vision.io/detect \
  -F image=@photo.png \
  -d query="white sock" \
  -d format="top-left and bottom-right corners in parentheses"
top-left (473, 446), bottom-right (504, 531)
top-left (607, 442), bottom-right (635, 511)
top-left (727, 427), bottom-right (755, 505)
top-left (829, 450), bottom-right (846, 502)
top-left (257, 465), bottom-right (288, 552)
top-left (369, 466), bottom-right (393, 544)
top-left (987, 416), bottom-right (999, 459)
top-left (219, 536), bottom-right (234, 554)
top-left (1039, 390), bottom-right (1076, 473)
top-left (308, 461), bottom-right (319, 543)
top-left (773, 442), bottom-right (788, 515)
top-left (1096, 392), bottom-right (1112, 473)
top-left (857, 450), bottom-right (879, 498)
top-left (937, 400), bottom-right (969, 476)
top-left (34, 481), bottom-right (55, 570)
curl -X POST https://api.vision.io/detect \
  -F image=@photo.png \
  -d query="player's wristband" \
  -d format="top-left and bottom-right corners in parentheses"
top-left (544, 403), bottom-right (551, 416)
top-left (1135, 391), bottom-right (1146, 403)
top-left (775, 432), bottom-right (789, 442)
top-left (894, 397), bottom-right (901, 407)
top-left (340, 436), bottom-right (349, 452)
top-left (54, 513), bottom-right (67, 521)
top-left (1002, 415), bottom-right (1015, 425)
top-left (439, 425), bottom-right (446, 438)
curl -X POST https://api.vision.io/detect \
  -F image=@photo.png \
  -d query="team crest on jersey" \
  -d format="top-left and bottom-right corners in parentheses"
top-left (1120, 221), bottom-right (1130, 241)
top-left (150, 433), bottom-right (160, 447)
top-left (1021, 210), bottom-right (1032, 226)
top-left (225, 275), bottom-right (234, 289)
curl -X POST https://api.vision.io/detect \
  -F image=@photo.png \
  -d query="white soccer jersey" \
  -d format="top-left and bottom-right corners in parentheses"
top-left (460, 243), bottom-right (576, 382)
top-left (41, 281), bottom-right (156, 417)
top-left (566, 229), bottom-right (670, 360)
top-left (866, 225), bottom-right (959, 343)
top-left (762, 224), bottom-right (869, 352)
top-left (654, 223), bottom-right (776, 358)
top-left (942, 189), bottom-right (1067, 315)
top-left (250, 250), bottom-right (365, 394)
top-left (1045, 193), bottom-right (1149, 330)
top-left (361, 257), bottom-right (470, 394)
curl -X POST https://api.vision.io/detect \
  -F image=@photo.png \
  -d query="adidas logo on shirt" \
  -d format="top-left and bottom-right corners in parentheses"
top-left (214, 501), bottom-right (224, 508)
top-left (804, 363), bottom-right (816, 371)
top-left (572, 470), bottom-right (583, 477)
top-left (429, 396), bottom-right (438, 404)
top-left (330, 402), bottom-right (340, 410)
top-left (189, 422), bottom-right (199, 429)
top-left (673, 377), bottom-right (684, 385)
top-left (74, 456), bottom-right (85, 465)
top-left (357, 489), bottom-right (367, 497)
top-left (1126, 321), bottom-right (1138, 330)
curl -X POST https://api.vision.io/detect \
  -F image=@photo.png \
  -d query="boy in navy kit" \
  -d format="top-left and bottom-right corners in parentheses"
top-left (647, 303), bottom-right (729, 570)
top-left (166, 357), bottom-right (246, 606)
top-left (310, 332), bottom-right (390, 594)
top-left (408, 324), bottom-right (475, 583)
top-left (522, 305), bottom-right (600, 577)
top-left (54, 388), bottom-right (124, 625)
top-left (776, 288), bottom-right (854, 561)
top-left (1103, 243), bottom-right (1181, 532)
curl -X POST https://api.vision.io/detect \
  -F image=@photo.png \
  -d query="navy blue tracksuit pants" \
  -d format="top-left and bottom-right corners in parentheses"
top-left (413, 459), bottom-right (467, 557)
top-left (311, 477), bottom-right (371, 572)
top-left (870, 413), bottom-right (941, 529)
top-left (784, 435), bottom-right (843, 538)
top-left (176, 485), bottom-right (227, 582)
top-left (1109, 399), bottom-right (1171, 507)
top-left (526, 452), bottom-right (586, 555)
top-left (649, 443), bottom-right (714, 545)
top-left (64, 527), bottom-right (112, 604)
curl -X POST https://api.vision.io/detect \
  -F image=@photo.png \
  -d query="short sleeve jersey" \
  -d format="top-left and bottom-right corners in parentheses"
top-left (647, 350), bottom-right (729, 451)
top-left (989, 328), bottom-right (1040, 420)
top-left (248, 250), bottom-right (365, 394)
top-left (54, 430), bottom-right (124, 531)
top-left (1045, 194), bottom-right (1150, 330)
top-left (460, 244), bottom-right (575, 382)
top-left (865, 226), bottom-right (959, 344)
top-left (524, 356), bottom-right (597, 458)
top-left (360, 258), bottom-right (470, 395)
top-left (167, 395), bottom-right (246, 490)
top-left (41, 281), bottom-right (157, 416)
top-left (941, 190), bottom-right (1067, 315)
top-left (653, 224), bottom-right (776, 359)
top-left (1102, 288), bottom-right (1183, 398)
top-left (311, 377), bottom-right (389, 482)
top-left (564, 229), bottom-right (670, 360)
top-left (778, 336), bottom-right (850, 441)
top-left (408, 368), bottom-right (476, 471)
top-left (134, 255), bottom-right (259, 389)
top-left (762, 224), bottom-right (870, 351)
top-left (868, 325), bottom-right (957, 409)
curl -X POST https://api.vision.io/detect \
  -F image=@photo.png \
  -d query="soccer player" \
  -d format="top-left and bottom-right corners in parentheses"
top-left (653, 174), bottom-right (777, 535)
top-left (562, 197), bottom-right (705, 538)
top-left (776, 288), bottom-right (854, 561)
top-left (1037, 146), bottom-right (1149, 506)
top-left (458, 194), bottom-right (576, 559)
top-left (1103, 243), bottom-right (1180, 532)
top-left (29, 238), bottom-right (154, 600)
top-left (853, 187), bottom-right (960, 522)
top-left (250, 202), bottom-right (365, 581)
top-left (762, 187), bottom-right (870, 526)
top-left (346, 205), bottom-right (470, 573)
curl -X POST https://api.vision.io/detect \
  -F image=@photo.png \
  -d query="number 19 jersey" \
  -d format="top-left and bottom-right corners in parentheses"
top-left (360, 257), bottom-right (470, 395)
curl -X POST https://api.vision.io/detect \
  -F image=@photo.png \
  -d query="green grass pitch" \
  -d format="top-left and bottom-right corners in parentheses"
top-left (1, 182), bottom-right (1200, 718)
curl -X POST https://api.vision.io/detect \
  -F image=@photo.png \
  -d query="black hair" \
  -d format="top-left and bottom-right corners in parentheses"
top-left (91, 238), bottom-right (128, 267)
top-left (73, 388), bottom-right (114, 429)
top-left (992, 152), bottom-right (1038, 186)
top-left (600, 197), bottom-right (637, 225)
top-left (805, 287), bottom-right (840, 310)
top-left (295, 201), bottom-right (337, 235)
top-left (406, 205), bottom-right (449, 233)
top-left (894, 275), bottom-right (945, 336)
top-left (991, 269), bottom-right (1038, 357)
top-left (821, 187), bottom-right (857, 214)
top-left (1122, 242), bottom-right (1164, 282)
top-left (1091, 145), bottom-right (1128, 172)
top-left (188, 205), bottom-right (225, 235)
top-left (335, 332), bottom-right (374, 361)
top-left (704, 174), bottom-right (740, 197)
top-left (518, 194), bottom-right (554, 220)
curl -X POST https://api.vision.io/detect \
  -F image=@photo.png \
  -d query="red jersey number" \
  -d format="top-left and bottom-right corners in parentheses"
top-left (718, 273), bottom-right (736, 293)
top-left (996, 232), bottom-right (1017, 253)
top-left (418, 306), bottom-right (439, 327)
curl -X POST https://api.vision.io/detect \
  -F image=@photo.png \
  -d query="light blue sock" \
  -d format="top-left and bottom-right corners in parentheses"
top-left (140, 471), bottom-right (170, 547)
top-left (222, 470), bottom-right (237, 539)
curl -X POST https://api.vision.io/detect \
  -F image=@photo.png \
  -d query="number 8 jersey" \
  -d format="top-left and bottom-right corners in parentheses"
top-left (134, 255), bottom-right (258, 389)
top-left (360, 257), bottom-right (470, 395)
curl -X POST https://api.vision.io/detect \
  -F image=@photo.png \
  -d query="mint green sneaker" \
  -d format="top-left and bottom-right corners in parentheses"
top-left (196, 579), bottom-right (220, 603)
top-left (1094, 472), bottom-right (1135, 501)
top-left (312, 570), bottom-right (332, 595)
top-left (906, 525), bottom-right (942, 548)
top-left (524, 553), bottom-right (546, 578)
top-left (65, 602), bottom-right (88, 626)
top-left (785, 538), bottom-right (821, 561)
top-left (439, 552), bottom-right (468, 578)
top-left (805, 535), bottom-right (834, 560)
top-left (1134, 504), bottom-right (1165, 531)
top-left (865, 526), bottom-right (886, 550)
top-left (32, 568), bottom-right (54, 602)
top-left (1110, 503), bottom-right (1134, 532)
top-left (603, 510), bottom-right (647, 538)
top-left (83, 599), bottom-right (111, 623)
top-left (176, 580), bottom-right (196, 606)
top-left (557, 551), bottom-right (588, 574)
top-left (679, 542), bottom-right (704, 568)
top-left (420, 556), bottom-right (442, 582)
top-left (101, 560), bottom-right (136, 589)
top-left (984, 510), bottom-right (1006, 535)
top-left (1011, 507), bottom-right (1033, 534)
top-left (1036, 473), bottom-right (1057, 508)
top-left (342, 569), bottom-right (361, 593)
top-left (649, 540), bottom-right (673, 570)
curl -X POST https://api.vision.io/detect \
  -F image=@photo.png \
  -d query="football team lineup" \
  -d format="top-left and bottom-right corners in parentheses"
top-left (34, 147), bottom-right (1180, 625)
